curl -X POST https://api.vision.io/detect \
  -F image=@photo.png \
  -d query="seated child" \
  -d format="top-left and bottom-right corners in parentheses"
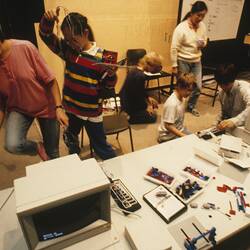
top-left (120, 52), bottom-right (162, 124)
top-left (158, 73), bottom-right (195, 142)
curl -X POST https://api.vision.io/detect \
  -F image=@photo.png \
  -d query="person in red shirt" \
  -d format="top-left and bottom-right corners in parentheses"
top-left (0, 25), bottom-right (68, 160)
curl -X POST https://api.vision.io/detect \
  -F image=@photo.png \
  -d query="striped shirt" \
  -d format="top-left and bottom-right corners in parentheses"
top-left (39, 16), bottom-right (117, 118)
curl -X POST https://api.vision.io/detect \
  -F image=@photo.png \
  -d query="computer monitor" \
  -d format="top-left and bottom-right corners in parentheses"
top-left (14, 157), bottom-right (111, 250)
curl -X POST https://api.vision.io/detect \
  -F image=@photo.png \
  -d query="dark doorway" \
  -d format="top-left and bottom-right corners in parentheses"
top-left (0, 0), bottom-right (45, 46)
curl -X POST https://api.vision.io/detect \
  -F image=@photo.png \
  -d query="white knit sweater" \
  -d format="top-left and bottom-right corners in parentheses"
top-left (170, 20), bottom-right (207, 67)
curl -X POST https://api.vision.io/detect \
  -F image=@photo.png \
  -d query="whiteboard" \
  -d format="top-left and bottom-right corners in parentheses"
top-left (180, 0), bottom-right (245, 41)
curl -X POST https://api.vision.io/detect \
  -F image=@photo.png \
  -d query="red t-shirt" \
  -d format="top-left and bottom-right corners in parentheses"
top-left (0, 39), bottom-right (56, 118)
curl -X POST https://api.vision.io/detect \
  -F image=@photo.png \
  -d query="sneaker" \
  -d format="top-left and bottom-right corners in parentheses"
top-left (191, 109), bottom-right (200, 117)
top-left (187, 108), bottom-right (200, 117)
top-left (37, 142), bottom-right (49, 161)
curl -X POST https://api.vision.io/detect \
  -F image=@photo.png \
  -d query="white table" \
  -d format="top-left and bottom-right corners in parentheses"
top-left (1, 134), bottom-right (250, 250)
top-left (101, 134), bottom-right (250, 249)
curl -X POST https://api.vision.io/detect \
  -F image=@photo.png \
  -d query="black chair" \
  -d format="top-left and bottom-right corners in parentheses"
top-left (200, 65), bottom-right (218, 106)
top-left (145, 71), bottom-right (174, 103)
top-left (126, 49), bottom-right (146, 66)
top-left (81, 89), bottom-right (134, 156)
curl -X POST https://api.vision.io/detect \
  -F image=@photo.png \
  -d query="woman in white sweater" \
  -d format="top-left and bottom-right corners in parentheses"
top-left (171, 1), bottom-right (208, 117)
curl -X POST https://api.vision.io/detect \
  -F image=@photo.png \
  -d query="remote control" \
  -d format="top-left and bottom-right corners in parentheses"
top-left (111, 179), bottom-right (141, 215)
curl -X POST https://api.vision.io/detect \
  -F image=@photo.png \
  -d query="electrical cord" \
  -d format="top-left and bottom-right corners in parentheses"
top-left (111, 204), bottom-right (141, 218)
top-left (0, 188), bottom-right (14, 211)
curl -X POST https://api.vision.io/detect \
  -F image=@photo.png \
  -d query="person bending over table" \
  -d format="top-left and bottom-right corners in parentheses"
top-left (119, 52), bottom-right (162, 124)
top-left (158, 73), bottom-right (195, 143)
top-left (0, 25), bottom-right (67, 161)
top-left (214, 63), bottom-right (250, 130)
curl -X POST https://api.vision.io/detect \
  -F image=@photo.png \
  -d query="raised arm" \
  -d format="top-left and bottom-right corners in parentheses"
top-left (39, 8), bottom-right (66, 59)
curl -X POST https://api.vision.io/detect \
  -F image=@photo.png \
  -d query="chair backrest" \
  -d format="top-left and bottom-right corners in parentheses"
top-left (119, 49), bottom-right (147, 112)
top-left (126, 49), bottom-right (146, 66)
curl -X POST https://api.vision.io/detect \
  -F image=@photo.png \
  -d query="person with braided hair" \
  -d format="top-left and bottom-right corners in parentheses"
top-left (39, 8), bottom-right (117, 159)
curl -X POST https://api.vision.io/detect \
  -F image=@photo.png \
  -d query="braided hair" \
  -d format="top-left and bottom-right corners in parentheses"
top-left (61, 12), bottom-right (95, 41)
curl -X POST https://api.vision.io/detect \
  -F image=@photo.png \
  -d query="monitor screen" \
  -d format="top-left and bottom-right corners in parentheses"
top-left (33, 193), bottom-right (101, 241)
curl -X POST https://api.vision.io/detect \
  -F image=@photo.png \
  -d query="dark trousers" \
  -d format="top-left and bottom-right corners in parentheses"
top-left (63, 113), bottom-right (116, 160)
top-left (129, 110), bottom-right (157, 124)
top-left (5, 111), bottom-right (60, 159)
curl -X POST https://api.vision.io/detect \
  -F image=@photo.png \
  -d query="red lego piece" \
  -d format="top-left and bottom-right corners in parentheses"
top-left (217, 186), bottom-right (227, 192)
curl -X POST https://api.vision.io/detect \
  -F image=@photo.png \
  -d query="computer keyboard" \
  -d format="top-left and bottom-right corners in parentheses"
top-left (111, 179), bottom-right (141, 215)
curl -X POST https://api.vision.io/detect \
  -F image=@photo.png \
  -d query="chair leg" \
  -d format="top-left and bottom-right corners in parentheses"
top-left (157, 79), bottom-right (161, 103)
top-left (116, 132), bottom-right (119, 140)
top-left (212, 82), bottom-right (219, 107)
top-left (170, 73), bottom-right (175, 94)
top-left (80, 127), bottom-right (84, 148)
top-left (89, 141), bottom-right (94, 157)
top-left (128, 126), bottom-right (134, 152)
top-left (114, 96), bottom-right (118, 113)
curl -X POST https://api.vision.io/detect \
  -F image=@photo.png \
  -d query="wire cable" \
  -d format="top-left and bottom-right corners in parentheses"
top-left (0, 188), bottom-right (14, 211)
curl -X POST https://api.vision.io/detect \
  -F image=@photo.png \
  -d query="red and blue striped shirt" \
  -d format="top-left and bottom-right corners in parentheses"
top-left (39, 16), bottom-right (117, 117)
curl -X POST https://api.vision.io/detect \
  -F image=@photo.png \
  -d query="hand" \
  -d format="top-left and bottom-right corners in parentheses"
top-left (44, 8), bottom-right (60, 23)
top-left (106, 65), bottom-right (118, 77)
top-left (100, 64), bottom-right (118, 78)
top-left (147, 106), bottom-right (154, 115)
top-left (172, 67), bottom-right (178, 75)
top-left (197, 39), bottom-right (205, 49)
top-left (148, 97), bottom-right (158, 109)
top-left (56, 108), bottom-right (69, 128)
top-left (217, 119), bottom-right (235, 130)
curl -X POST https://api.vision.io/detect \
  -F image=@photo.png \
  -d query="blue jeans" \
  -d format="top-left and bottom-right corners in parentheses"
top-left (63, 112), bottom-right (116, 160)
top-left (129, 110), bottom-right (157, 124)
top-left (178, 60), bottom-right (202, 110)
top-left (5, 111), bottom-right (60, 159)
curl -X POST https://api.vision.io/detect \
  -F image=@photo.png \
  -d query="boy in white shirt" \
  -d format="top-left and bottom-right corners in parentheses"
top-left (158, 73), bottom-right (195, 142)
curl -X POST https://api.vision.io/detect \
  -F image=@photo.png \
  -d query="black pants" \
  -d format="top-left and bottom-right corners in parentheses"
top-left (63, 113), bottom-right (116, 160)
top-left (128, 110), bottom-right (157, 124)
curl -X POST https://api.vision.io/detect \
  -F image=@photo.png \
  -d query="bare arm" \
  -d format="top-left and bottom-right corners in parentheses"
top-left (49, 79), bottom-right (68, 128)
top-left (39, 8), bottom-right (66, 59)
top-left (164, 122), bottom-right (186, 137)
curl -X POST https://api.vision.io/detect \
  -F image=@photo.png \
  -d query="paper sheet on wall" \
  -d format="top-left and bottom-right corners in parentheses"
top-left (180, 0), bottom-right (245, 41)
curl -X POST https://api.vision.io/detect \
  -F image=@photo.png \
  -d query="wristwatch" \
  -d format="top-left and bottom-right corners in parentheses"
top-left (55, 105), bottom-right (63, 110)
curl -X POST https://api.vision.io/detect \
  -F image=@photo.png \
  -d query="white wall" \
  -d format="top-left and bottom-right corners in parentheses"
top-left (35, 0), bottom-right (179, 91)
